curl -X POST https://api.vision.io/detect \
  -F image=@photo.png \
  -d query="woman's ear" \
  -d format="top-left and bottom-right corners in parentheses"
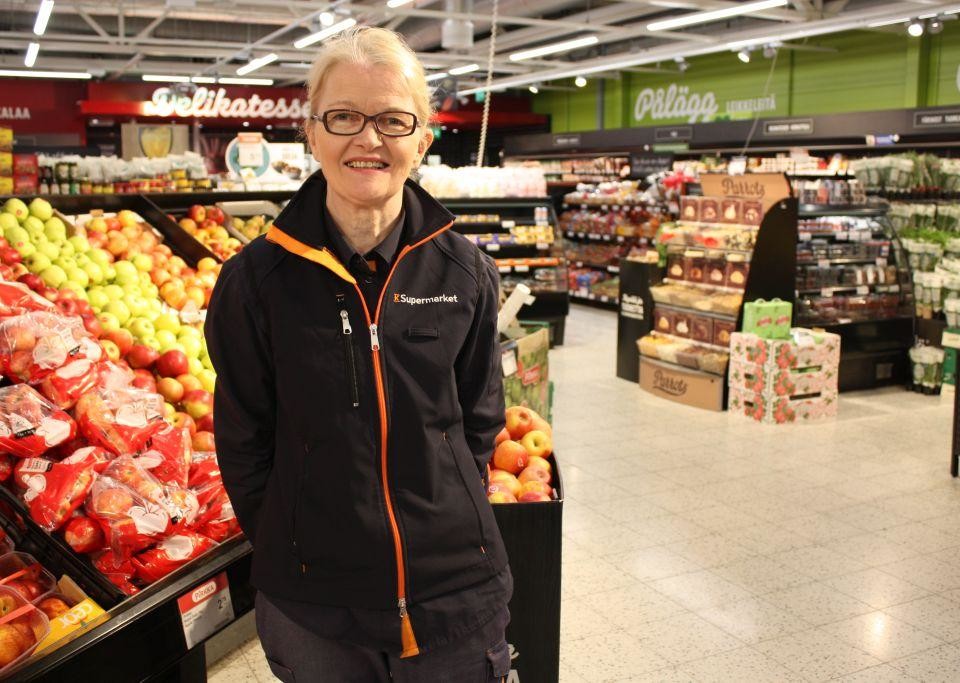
top-left (418, 127), bottom-right (434, 159)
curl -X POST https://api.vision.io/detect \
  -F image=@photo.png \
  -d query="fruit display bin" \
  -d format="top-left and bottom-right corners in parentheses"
top-left (491, 452), bottom-right (563, 683)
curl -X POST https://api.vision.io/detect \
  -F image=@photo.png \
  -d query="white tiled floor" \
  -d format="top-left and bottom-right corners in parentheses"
top-left (209, 304), bottom-right (960, 682)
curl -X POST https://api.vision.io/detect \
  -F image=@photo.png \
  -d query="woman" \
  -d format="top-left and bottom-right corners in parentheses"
top-left (205, 27), bottom-right (512, 682)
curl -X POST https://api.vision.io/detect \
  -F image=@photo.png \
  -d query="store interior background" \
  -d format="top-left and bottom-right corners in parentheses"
top-left (0, 0), bottom-right (959, 681)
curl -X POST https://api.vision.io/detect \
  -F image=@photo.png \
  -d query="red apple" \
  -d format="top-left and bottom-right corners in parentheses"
top-left (63, 515), bottom-right (104, 554)
top-left (200, 219), bottom-right (219, 231)
top-left (517, 490), bottom-right (552, 503)
top-left (206, 206), bottom-right (225, 224)
top-left (519, 480), bottom-right (552, 498)
top-left (176, 374), bottom-right (203, 393)
top-left (105, 329), bottom-right (134, 356)
top-left (195, 413), bottom-right (214, 433)
top-left (131, 368), bottom-right (158, 393)
top-left (530, 414), bottom-right (552, 436)
top-left (518, 465), bottom-right (551, 486)
top-left (93, 487), bottom-right (134, 515)
top-left (157, 377), bottom-right (184, 403)
top-left (80, 312), bottom-right (103, 338)
top-left (520, 429), bottom-right (552, 459)
top-left (488, 469), bottom-right (522, 498)
top-left (187, 205), bottom-right (206, 223)
top-left (494, 427), bottom-right (510, 447)
top-left (492, 440), bottom-right (528, 475)
top-left (38, 597), bottom-right (71, 620)
top-left (0, 248), bottom-right (21, 266)
top-left (172, 412), bottom-right (197, 436)
top-left (183, 389), bottom-right (213, 420)
top-left (192, 430), bottom-right (216, 452)
top-left (487, 489), bottom-right (517, 504)
top-left (0, 237), bottom-right (8, 249)
top-left (126, 344), bottom-right (160, 369)
top-left (16, 273), bottom-right (43, 292)
top-left (155, 350), bottom-right (189, 378)
top-left (505, 406), bottom-right (536, 440)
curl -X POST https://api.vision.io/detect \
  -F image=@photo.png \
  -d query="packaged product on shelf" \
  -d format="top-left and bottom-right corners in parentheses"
top-left (653, 308), bottom-right (675, 335)
top-left (0, 584), bottom-right (50, 672)
top-left (729, 329), bottom-right (841, 371)
top-left (704, 251), bottom-right (726, 286)
top-left (700, 198), bottom-right (720, 223)
top-left (0, 385), bottom-right (77, 459)
top-left (680, 196), bottom-right (700, 222)
top-left (0, 552), bottom-right (58, 603)
top-left (724, 253), bottom-right (750, 288)
top-left (721, 199), bottom-right (742, 224)
top-left (74, 387), bottom-right (165, 456)
top-left (683, 250), bottom-right (705, 283)
top-left (131, 531), bottom-right (216, 583)
top-left (908, 345), bottom-right (946, 394)
top-left (742, 201), bottom-right (764, 226)
top-left (666, 250), bottom-right (685, 280)
top-left (0, 312), bottom-right (102, 384)
top-left (713, 320), bottom-right (736, 347)
top-left (23, 455), bottom-right (96, 532)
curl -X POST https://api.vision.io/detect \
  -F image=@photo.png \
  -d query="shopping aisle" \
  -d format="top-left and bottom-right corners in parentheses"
top-left (210, 304), bottom-right (958, 682)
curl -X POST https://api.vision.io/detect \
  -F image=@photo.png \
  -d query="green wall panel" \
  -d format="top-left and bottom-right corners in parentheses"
top-left (927, 21), bottom-right (960, 106)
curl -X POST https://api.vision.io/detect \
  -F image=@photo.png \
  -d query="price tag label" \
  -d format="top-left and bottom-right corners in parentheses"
top-left (536, 242), bottom-right (550, 250)
top-left (856, 285), bottom-right (869, 295)
top-left (942, 330), bottom-right (960, 350)
top-left (821, 288), bottom-right (834, 297)
top-left (588, 233), bottom-right (600, 240)
top-left (600, 295), bottom-right (610, 303)
top-left (498, 266), bottom-right (510, 274)
top-left (608, 265), bottom-right (620, 273)
top-left (601, 205), bottom-right (608, 211)
top-left (501, 220), bottom-right (515, 229)
top-left (876, 257), bottom-right (888, 267)
top-left (818, 259), bottom-right (831, 269)
top-left (577, 232), bottom-right (586, 239)
top-left (799, 231), bottom-right (812, 242)
top-left (837, 317), bottom-right (853, 324)
top-left (178, 572), bottom-right (233, 649)
top-left (602, 235), bottom-right (611, 241)
top-left (514, 265), bottom-right (529, 273)
top-left (501, 349), bottom-right (518, 376)
top-left (486, 243), bottom-right (500, 252)
top-left (835, 231), bottom-right (848, 241)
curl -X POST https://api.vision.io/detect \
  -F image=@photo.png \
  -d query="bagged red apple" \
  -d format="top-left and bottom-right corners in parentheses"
top-left (92, 550), bottom-right (139, 596)
top-left (74, 387), bottom-right (165, 455)
top-left (38, 357), bottom-right (101, 410)
top-left (0, 280), bottom-right (54, 318)
top-left (136, 425), bottom-right (192, 488)
top-left (93, 360), bottom-right (135, 391)
top-left (86, 462), bottom-right (173, 558)
top-left (23, 455), bottom-right (96, 532)
top-left (63, 514), bottom-right (105, 554)
top-left (132, 531), bottom-right (216, 583)
top-left (0, 385), bottom-right (76, 458)
top-left (0, 311), bottom-right (101, 384)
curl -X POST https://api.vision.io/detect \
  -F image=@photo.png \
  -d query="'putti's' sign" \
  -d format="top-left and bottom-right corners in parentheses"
top-left (634, 84), bottom-right (719, 124)
top-left (145, 86), bottom-right (309, 120)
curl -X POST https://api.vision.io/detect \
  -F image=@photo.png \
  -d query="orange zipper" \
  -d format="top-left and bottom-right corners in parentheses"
top-left (356, 221), bottom-right (454, 658)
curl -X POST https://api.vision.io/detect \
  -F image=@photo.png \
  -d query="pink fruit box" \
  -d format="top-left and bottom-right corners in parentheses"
top-left (729, 329), bottom-right (841, 372)
top-left (727, 358), bottom-right (838, 398)
top-left (728, 387), bottom-right (838, 424)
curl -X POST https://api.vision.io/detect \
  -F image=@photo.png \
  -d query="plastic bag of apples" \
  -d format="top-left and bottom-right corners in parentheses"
top-left (487, 406), bottom-right (554, 504)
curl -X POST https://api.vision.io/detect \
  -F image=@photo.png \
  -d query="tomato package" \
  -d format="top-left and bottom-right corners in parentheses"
top-left (0, 312), bottom-right (101, 384)
top-left (0, 585), bottom-right (50, 671)
top-left (0, 280), bottom-right (54, 318)
top-left (92, 550), bottom-right (139, 596)
top-left (23, 455), bottom-right (96, 532)
top-left (0, 385), bottom-right (76, 458)
top-left (137, 425), bottom-right (192, 488)
top-left (132, 532), bottom-right (216, 584)
top-left (38, 357), bottom-right (100, 410)
top-left (74, 387), bottom-right (165, 455)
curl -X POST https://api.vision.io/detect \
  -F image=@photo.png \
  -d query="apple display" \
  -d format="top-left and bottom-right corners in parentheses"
top-left (520, 429), bottom-right (552, 459)
top-left (492, 440), bottom-right (528, 475)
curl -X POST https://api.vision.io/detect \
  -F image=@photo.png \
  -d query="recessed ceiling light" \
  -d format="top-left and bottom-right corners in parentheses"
top-left (737, 49), bottom-right (751, 63)
top-left (574, 76), bottom-right (587, 87)
top-left (528, 84), bottom-right (539, 94)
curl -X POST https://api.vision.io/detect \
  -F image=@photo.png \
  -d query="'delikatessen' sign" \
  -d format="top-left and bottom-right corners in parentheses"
top-left (146, 86), bottom-right (310, 120)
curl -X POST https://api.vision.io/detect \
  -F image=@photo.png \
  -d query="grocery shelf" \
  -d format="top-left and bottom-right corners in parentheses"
top-left (654, 302), bottom-right (738, 322)
top-left (662, 278), bottom-right (745, 295)
top-left (798, 203), bottom-right (889, 217)
top-left (562, 230), bottom-right (633, 243)
top-left (479, 242), bottom-right (554, 255)
top-left (638, 353), bottom-right (727, 378)
top-left (796, 283), bottom-right (901, 296)
top-left (570, 261), bottom-right (620, 274)
top-left (569, 291), bottom-right (618, 308)
top-left (561, 202), bottom-right (648, 210)
top-left (798, 230), bottom-right (882, 241)
top-left (797, 257), bottom-right (889, 266)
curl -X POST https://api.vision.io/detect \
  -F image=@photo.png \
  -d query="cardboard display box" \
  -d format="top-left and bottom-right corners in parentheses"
top-left (501, 326), bottom-right (550, 419)
top-left (728, 359), bottom-right (837, 398)
top-left (729, 329), bottom-right (841, 371)
top-left (638, 356), bottom-right (724, 411)
top-left (728, 387), bottom-right (839, 423)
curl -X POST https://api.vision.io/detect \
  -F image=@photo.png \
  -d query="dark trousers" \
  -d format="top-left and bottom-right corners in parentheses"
top-left (255, 592), bottom-right (511, 682)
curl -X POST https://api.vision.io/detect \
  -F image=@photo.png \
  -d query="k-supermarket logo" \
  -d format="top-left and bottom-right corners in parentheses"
top-left (393, 292), bottom-right (460, 305)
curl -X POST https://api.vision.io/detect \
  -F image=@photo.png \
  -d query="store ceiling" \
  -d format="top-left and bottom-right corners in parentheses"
top-left (1, 0), bottom-right (958, 93)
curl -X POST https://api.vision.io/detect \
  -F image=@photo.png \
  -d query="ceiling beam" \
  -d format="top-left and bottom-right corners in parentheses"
top-left (135, 10), bottom-right (169, 41)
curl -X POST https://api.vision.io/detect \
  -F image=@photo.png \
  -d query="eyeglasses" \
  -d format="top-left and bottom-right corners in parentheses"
top-left (312, 109), bottom-right (419, 137)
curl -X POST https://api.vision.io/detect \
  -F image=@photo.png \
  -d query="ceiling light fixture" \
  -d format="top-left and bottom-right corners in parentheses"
top-left (574, 75), bottom-right (587, 87)
top-left (237, 53), bottom-right (278, 75)
top-left (387, 0), bottom-right (414, 7)
top-left (218, 76), bottom-right (274, 85)
top-left (293, 17), bottom-right (357, 48)
top-left (24, 42), bottom-right (39, 68)
top-left (190, 76), bottom-right (217, 83)
top-left (528, 84), bottom-right (539, 94)
top-left (737, 49), bottom-right (751, 63)
top-left (318, 11), bottom-right (334, 26)
top-left (674, 56), bottom-right (688, 72)
top-left (647, 0), bottom-right (788, 32)
top-left (425, 71), bottom-right (449, 82)
top-left (907, 20), bottom-right (924, 37)
top-left (449, 63), bottom-right (480, 75)
top-left (0, 68), bottom-right (90, 79)
top-left (762, 43), bottom-right (778, 58)
top-left (33, 0), bottom-right (54, 36)
top-left (142, 74), bottom-right (190, 82)
top-left (929, 17), bottom-right (944, 33)
top-left (509, 35), bottom-right (599, 61)
top-left (868, 16), bottom-right (912, 28)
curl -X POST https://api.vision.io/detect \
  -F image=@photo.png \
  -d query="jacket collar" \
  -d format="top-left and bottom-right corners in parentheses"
top-left (272, 170), bottom-right (454, 253)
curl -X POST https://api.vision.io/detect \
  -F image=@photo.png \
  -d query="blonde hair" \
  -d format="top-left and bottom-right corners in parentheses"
top-left (305, 26), bottom-right (433, 128)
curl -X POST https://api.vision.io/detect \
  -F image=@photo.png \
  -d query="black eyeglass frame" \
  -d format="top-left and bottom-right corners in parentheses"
top-left (310, 109), bottom-right (421, 137)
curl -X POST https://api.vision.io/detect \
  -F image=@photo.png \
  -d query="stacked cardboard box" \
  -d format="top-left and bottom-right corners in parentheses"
top-left (728, 329), bottom-right (840, 423)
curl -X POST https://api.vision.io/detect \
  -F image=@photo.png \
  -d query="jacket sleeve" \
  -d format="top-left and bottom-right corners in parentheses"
top-left (204, 254), bottom-right (275, 546)
top-left (455, 251), bottom-right (506, 475)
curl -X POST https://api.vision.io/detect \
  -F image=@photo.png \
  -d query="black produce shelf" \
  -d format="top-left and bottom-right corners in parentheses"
top-left (570, 292), bottom-right (619, 309)
top-left (798, 203), bottom-right (889, 218)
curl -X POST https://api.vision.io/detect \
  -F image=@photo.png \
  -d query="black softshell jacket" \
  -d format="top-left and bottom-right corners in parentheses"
top-left (204, 172), bottom-right (508, 657)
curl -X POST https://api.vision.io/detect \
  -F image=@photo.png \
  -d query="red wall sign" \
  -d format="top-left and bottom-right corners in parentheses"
top-left (0, 79), bottom-right (87, 136)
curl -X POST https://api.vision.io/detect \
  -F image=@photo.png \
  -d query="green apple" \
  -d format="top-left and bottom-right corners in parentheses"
top-left (104, 284), bottom-right (125, 301)
top-left (127, 317), bottom-right (156, 341)
top-left (88, 249), bottom-right (111, 268)
top-left (142, 337), bottom-right (162, 352)
top-left (148, 299), bottom-right (163, 315)
top-left (37, 241), bottom-right (60, 261)
top-left (23, 216), bottom-right (45, 239)
top-left (113, 260), bottom-right (138, 283)
top-left (40, 265), bottom-right (68, 288)
top-left (97, 312), bottom-right (121, 333)
top-left (188, 357), bottom-right (204, 376)
top-left (132, 253), bottom-right (153, 272)
top-left (180, 336), bottom-right (202, 360)
top-left (2, 198), bottom-right (28, 223)
top-left (155, 329), bottom-right (178, 349)
top-left (25, 252), bottom-right (52, 274)
top-left (0, 213), bottom-right (18, 232)
top-left (43, 217), bottom-right (67, 243)
top-left (66, 267), bottom-right (89, 288)
top-left (28, 198), bottom-right (53, 222)
top-left (104, 265), bottom-right (117, 282)
top-left (83, 262), bottom-right (104, 285)
top-left (155, 313), bottom-right (181, 334)
top-left (88, 288), bottom-right (110, 310)
top-left (53, 257), bottom-right (77, 273)
top-left (125, 294), bottom-right (149, 317)
top-left (15, 241), bottom-right (36, 259)
top-left (60, 282), bottom-right (88, 301)
top-left (144, 284), bottom-right (159, 300)
top-left (68, 235), bottom-right (90, 254)
top-left (58, 241), bottom-right (75, 258)
top-left (138, 271), bottom-right (152, 288)
top-left (201, 354), bottom-right (213, 370)
top-left (121, 284), bottom-right (142, 297)
top-left (104, 300), bottom-right (131, 325)
top-left (5, 224), bottom-right (28, 245)
top-left (74, 253), bottom-right (90, 268)
top-left (197, 369), bottom-right (216, 393)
